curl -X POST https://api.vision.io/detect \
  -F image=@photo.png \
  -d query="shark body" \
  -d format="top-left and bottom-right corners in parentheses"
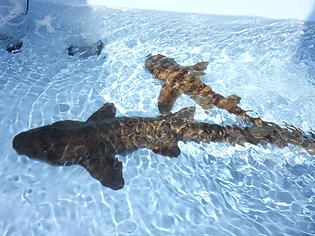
top-left (12, 103), bottom-right (315, 190)
top-left (145, 54), bottom-right (268, 125)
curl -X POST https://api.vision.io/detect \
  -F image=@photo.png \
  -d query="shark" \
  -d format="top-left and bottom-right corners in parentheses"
top-left (12, 103), bottom-right (315, 190)
top-left (144, 54), bottom-right (315, 151)
top-left (145, 54), bottom-right (269, 125)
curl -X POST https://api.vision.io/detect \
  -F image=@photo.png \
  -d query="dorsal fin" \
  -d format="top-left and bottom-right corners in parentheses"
top-left (170, 107), bottom-right (195, 121)
top-left (186, 61), bottom-right (209, 72)
top-left (189, 71), bottom-right (206, 77)
top-left (226, 94), bottom-right (241, 106)
top-left (51, 120), bottom-right (82, 128)
top-left (86, 103), bottom-right (116, 122)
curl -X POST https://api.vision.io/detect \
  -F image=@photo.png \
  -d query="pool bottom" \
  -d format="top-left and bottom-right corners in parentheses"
top-left (1, 1), bottom-right (315, 235)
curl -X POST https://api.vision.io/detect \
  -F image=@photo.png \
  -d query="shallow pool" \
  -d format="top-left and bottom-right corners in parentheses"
top-left (1, 1), bottom-right (315, 235)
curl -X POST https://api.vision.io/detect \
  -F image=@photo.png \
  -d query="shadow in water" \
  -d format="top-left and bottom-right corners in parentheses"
top-left (0, 0), bottom-right (102, 54)
top-left (0, 0), bottom-right (28, 47)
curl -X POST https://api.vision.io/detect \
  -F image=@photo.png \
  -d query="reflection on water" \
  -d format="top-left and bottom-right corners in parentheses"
top-left (0, 1), bottom-right (315, 235)
top-left (296, 21), bottom-right (315, 86)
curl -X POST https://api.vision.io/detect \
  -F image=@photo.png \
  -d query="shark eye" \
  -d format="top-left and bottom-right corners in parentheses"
top-left (39, 144), bottom-right (47, 151)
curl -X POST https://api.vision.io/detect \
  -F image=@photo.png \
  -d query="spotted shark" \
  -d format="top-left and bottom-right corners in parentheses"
top-left (145, 54), bottom-right (268, 125)
top-left (144, 54), bottom-right (315, 150)
top-left (12, 103), bottom-right (315, 190)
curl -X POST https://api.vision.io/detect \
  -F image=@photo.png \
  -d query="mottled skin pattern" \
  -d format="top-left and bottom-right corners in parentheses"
top-left (144, 54), bottom-right (315, 149)
top-left (12, 103), bottom-right (315, 190)
top-left (145, 54), bottom-right (268, 125)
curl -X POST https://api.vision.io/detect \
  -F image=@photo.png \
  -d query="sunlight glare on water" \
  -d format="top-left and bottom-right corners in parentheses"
top-left (0, 1), bottom-right (315, 235)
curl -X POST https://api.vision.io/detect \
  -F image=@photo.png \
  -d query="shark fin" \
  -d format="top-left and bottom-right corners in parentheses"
top-left (51, 120), bottom-right (82, 128)
top-left (158, 84), bottom-right (182, 115)
top-left (86, 103), bottom-right (116, 122)
top-left (189, 71), bottom-right (206, 78)
top-left (191, 95), bottom-right (214, 110)
top-left (150, 142), bottom-right (181, 157)
top-left (186, 61), bottom-right (209, 72)
top-left (171, 106), bottom-right (195, 122)
top-left (80, 156), bottom-right (124, 190)
top-left (227, 94), bottom-right (241, 106)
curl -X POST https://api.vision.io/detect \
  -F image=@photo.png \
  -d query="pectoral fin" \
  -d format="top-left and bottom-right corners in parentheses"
top-left (86, 103), bottom-right (116, 122)
top-left (158, 84), bottom-right (182, 115)
top-left (149, 142), bottom-right (181, 157)
top-left (80, 156), bottom-right (124, 190)
top-left (186, 61), bottom-right (209, 72)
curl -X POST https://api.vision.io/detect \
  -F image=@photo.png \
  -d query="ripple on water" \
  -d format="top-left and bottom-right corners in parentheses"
top-left (1, 1), bottom-right (315, 236)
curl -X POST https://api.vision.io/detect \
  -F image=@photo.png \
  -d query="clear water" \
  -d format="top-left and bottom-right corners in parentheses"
top-left (1, 1), bottom-right (315, 235)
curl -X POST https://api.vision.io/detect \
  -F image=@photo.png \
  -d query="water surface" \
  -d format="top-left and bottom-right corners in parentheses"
top-left (0, 1), bottom-right (315, 235)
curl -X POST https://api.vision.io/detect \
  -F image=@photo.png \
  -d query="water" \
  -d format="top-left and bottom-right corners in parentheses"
top-left (1, 1), bottom-right (315, 235)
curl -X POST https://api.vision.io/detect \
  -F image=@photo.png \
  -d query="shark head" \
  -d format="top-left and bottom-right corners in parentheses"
top-left (13, 126), bottom-right (52, 160)
top-left (145, 54), bottom-right (172, 74)
top-left (12, 123), bottom-right (85, 165)
top-left (12, 104), bottom-right (127, 190)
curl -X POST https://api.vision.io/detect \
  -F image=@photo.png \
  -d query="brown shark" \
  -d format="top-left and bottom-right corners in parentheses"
top-left (12, 103), bottom-right (315, 190)
top-left (145, 54), bottom-right (268, 125)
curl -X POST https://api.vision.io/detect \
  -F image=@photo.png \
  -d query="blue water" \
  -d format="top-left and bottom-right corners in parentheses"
top-left (1, 0), bottom-right (315, 235)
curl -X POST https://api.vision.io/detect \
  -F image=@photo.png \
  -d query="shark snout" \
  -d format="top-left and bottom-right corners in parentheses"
top-left (12, 130), bottom-right (47, 159)
top-left (12, 131), bottom-right (27, 154)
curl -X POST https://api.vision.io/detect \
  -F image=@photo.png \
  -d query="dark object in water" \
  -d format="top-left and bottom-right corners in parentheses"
top-left (23, 0), bottom-right (30, 15)
top-left (6, 41), bottom-right (23, 53)
top-left (145, 54), bottom-right (268, 125)
top-left (145, 54), bottom-right (315, 148)
top-left (68, 40), bottom-right (104, 58)
top-left (12, 103), bottom-right (315, 190)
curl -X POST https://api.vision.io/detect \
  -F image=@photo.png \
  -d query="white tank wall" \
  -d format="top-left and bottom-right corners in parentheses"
top-left (86, 0), bottom-right (315, 21)
top-left (1, 0), bottom-right (315, 22)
